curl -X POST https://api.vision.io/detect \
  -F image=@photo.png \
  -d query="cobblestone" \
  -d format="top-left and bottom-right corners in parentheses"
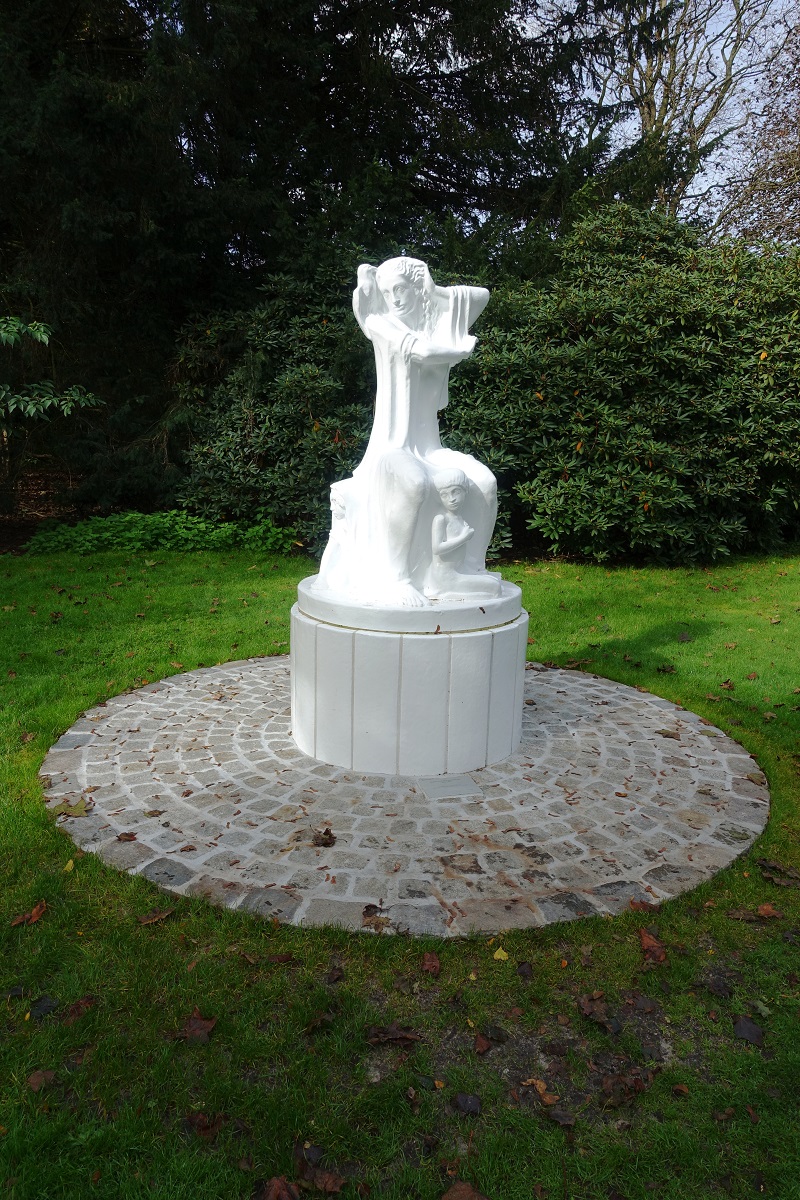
top-left (40, 657), bottom-right (769, 936)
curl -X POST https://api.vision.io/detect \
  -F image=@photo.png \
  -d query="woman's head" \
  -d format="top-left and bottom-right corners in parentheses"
top-left (375, 257), bottom-right (432, 330)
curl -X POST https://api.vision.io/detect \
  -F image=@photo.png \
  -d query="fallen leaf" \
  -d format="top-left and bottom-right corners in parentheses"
top-left (185, 1111), bottom-right (225, 1139)
top-left (266, 953), bottom-right (295, 964)
top-left (144, 809), bottom-right (165, 818)
top-left (474, 1033), bottom-right (492, 1055)
top-left (27, 1069), bottom-right (54, 1092)
top-left (421, 951), bottom-right (441, 978)
top-left (49, 797), bottom-right (90, 818)
top-left (638, 928), bottom-right (667, 965)
top-left (746, 1105), bottom-right (760, 1124)
top-left (252, 1179), bottom-right (301, 1200)
top-left (11, 900), bottom-right (46, 927)
top-left (516, 961), bottom-right (533, 980)
top-left (630, 898), bottom-right (661, 913)
top-left (656, 728), bottom-right (680, 740)
top-left (672, 1083), bottom-right (689, 1097)
top-left (176, 1007), bottom-right (217, 1043)
top-left (312, 826), bottom-right (336, 847)
top-left (293, 1140), bottom-right (345, 1193)
top-left (714, 1107), bottom-right (735, 1121)
top-left (137, 906), bottom-right (175, 925)
top-left (441, 1182), bottom-right (492, 1200)
top-left (757, 903), bottom-right (783, 919)
top-left (733, 1015), bottom-right (764, 1046)
top-left (493, 947), bottom-right (508, 961)
top-left (117, 831), bottom-right (137, 842)
top-left (365, 1022), bottom-right (423, 1047)
top-left (63, 859), bottom-right (74, 873)
top-left (63, 996), bottom-right (97, 1026)
top-left (179, 843), bottom-right (196, 852)
top-left (577, 991), bottom-right (622, 1035)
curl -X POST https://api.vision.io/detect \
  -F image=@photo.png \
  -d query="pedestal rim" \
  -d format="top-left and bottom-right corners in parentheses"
top-left (297, 574), bottom-right (522, 634)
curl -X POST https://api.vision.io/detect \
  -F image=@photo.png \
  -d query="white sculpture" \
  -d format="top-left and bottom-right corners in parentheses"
top-left (291, 257), bottom-right (528, 776)
top-left (313, 256), bottom-right (501, 607)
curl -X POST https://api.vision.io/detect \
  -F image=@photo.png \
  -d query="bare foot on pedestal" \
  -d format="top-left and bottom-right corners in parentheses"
top-left (385, 581), bottom-right (429, 607)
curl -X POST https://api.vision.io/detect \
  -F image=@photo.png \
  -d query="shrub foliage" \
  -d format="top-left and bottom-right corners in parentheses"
top-left (25, 510), bottom-right (296, 556)
top-left (177, 207), bottom-right (800, 562)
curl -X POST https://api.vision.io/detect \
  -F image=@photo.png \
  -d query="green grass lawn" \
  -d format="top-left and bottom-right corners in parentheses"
top-left (1, 548), bottom-right (799, 1200)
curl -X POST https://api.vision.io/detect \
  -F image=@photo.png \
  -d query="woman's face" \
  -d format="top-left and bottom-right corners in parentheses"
top-left (380, 273), bottom-right (422, 327)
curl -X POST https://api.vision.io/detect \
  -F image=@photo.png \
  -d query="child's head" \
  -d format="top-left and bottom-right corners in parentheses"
top-left (433, 468), bottom-right (469, 512)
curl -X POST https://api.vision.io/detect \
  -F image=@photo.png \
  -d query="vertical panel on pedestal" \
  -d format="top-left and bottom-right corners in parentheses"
top-left (314, 622), bottom-right (355, 767)
top-left (352, 630), bottom-right (402, 773)
top-left (397, 634), bottom-right (451, 776)
top-left (290, 607), bottom-right (317, 757)
top-left (486, 621), bottom-right (522, 763)
top-left (446, 629), bottom-right (493, 773)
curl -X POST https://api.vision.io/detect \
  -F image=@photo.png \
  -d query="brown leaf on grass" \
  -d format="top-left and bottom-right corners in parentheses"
top-left (27, 1069), bottom-right (54, 1092)
top-left (20, 731), bottom-right (35, 743)
top-left (62, 996), bottom-right (96, 1026)
top-left (630, 898), bottom-right (661, 913)
top-left (293, 1140), bottom-right (345, 1193)
top-left (638, 928), bottom-right (667, 965)
top-left (421, 951), bottom-right (440, 978)
top-left (116, 831), bottom-right (137, 842)
top-left (441, 1182), bottom-right (492, 1200)
top-left (600, 1067), bottom-right (655, 1107)
top-left (11, 900), bottom-right (46, 927)
top-left (746, 672), bottom-right (759, 680)
top-left (746, 1105), bottom-right (760, 1124)
top-left (726, 908), bottom-right (761, 922)
top-left (137, 906), bottom-right (175, 925)
top-left (176, 1007), bottom-right (217, 1043)
top-left (252, 1179), bottom-right (301, 1200)
top-left (266, 953), bottom-right (295, 964)
top-left (521, 1078), bottom-right (560, 1105)
top-left (577, 992), bottom-right (622, 1035)
top-left (365, 1021), bottom-right (423, 1047)
top-left (672, 1084), bottom-right (689, 1097)
top-left (185, 1111), bottom-right (225, 1139)
top-left (516, 961), bottom-right (533, 980)
top-left (474, 1033), bottom-right (492, 1055)
top-left (714, 1107), bottom-right (735, 1121)
top-left (312, 827), bottom-right (336, 847)
top-left (758, 858), bottom-right (800, 888)
top-left (756, 903), bottom-right (783, 919)
top-left (720, 679), bottom-right (735, 690)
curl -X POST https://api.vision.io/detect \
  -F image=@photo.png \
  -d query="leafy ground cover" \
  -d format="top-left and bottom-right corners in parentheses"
top-left (1, 549), bottom-right (799, 1200)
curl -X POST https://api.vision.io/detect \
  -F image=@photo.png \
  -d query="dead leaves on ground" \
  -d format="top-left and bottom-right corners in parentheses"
top-left (10, 900), bottom-right (46, 927)
top-left (638, 928), bottom-right (668, 965)
top-left (137, 906), bottom-right (175, 925)
top-left (441, 1182), bottom-right (492, 1200)
top-left (27, 1069), bottom-right (55, 1092)
top-left (175, 1007), bottom-right (217, 1044)
top-left (293, 1140), bottom-right (346, 1193)
top-left (421, 951), bottom-right (440, 978)
top-left (365, 1021), bottom-right (423, 1048)
top-left (758, 858), bottom-right (800, 889)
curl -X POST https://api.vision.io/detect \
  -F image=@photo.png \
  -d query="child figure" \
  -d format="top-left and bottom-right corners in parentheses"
top-left (425, 469), bottom-right (501, 600)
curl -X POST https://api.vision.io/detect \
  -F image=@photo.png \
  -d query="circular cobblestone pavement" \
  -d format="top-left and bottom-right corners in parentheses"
top-left (40, 657), bottom-right (769, 936)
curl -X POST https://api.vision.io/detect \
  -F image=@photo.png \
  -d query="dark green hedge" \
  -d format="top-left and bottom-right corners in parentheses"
top-left (177, 207), bottom-right (800, 562)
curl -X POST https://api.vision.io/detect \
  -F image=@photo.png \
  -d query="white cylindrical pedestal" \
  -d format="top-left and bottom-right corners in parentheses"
top-left (291, 601), bottom-right (529, 776)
